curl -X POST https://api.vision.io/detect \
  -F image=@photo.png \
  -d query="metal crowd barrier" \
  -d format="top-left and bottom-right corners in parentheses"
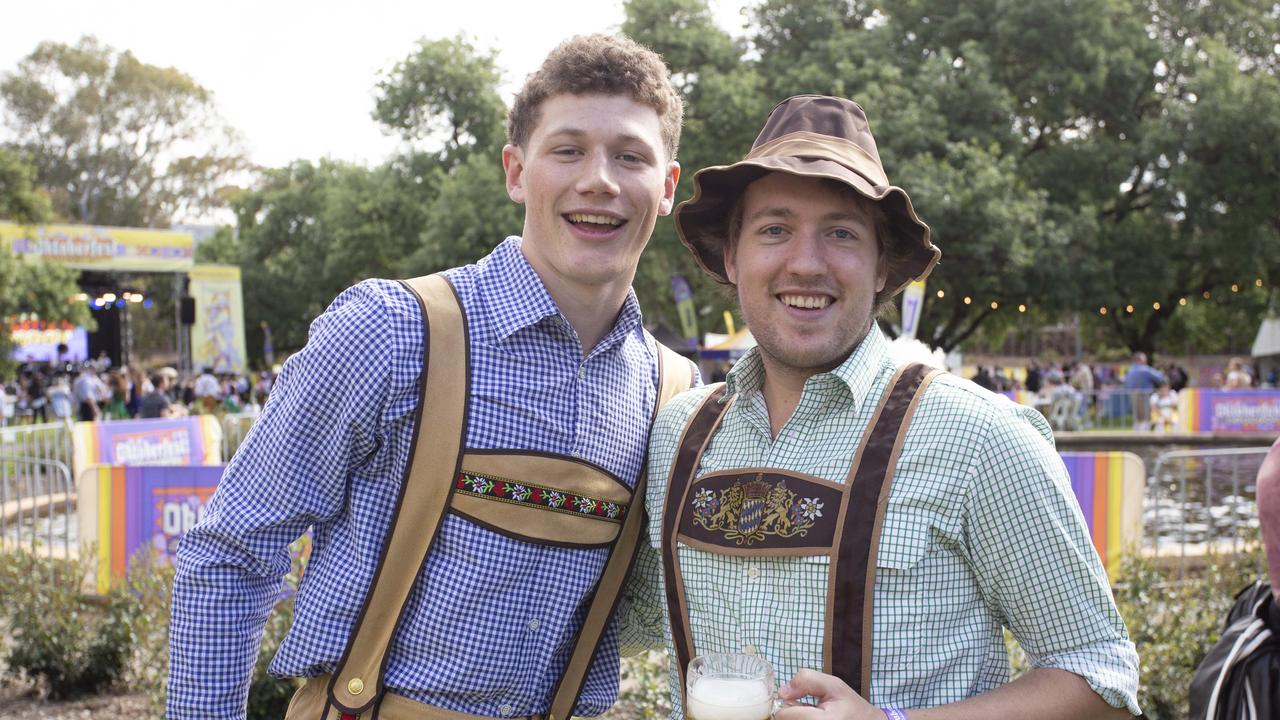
top-left (221, 412), bottom-right (257, 461)
top-left (0, 454), bottom-right (76, 563)
top-left (1144, 446), bottom-right (1271, 575)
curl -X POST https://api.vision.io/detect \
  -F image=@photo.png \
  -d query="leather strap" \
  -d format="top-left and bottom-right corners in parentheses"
top-left (660, 384), bottom-right (732, 712)
top-left (544, 343), bottom-right (695, 720)
top-left (325, 274), bottom-right (470, 716)
top-left (828, 363), bottom-right (938, 696)
top-left (661, 363), bottom-right (938, 706)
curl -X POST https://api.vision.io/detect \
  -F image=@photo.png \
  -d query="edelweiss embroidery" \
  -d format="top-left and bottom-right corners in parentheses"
top-left (454, 472), bottom-right (626, 522)
top-left (691, 475), bottom-right (823, 545)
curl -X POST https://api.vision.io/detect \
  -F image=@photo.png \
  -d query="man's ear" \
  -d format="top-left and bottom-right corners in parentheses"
top-left (658, 161), bottom-right (681, 216)
top-left (502, 144), bottom-right (526, 203)
top-left (724, 240), bottom-right (738, 285)
top-left (875, 250), bottom-right (889, 294)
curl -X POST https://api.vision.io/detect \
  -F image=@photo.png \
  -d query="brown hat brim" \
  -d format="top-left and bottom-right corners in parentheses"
top-left (675, 154), bottom-right (939, 297)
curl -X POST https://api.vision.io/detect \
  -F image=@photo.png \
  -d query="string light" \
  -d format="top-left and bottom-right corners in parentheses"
top-left (990, 301), bottom-right (999, 310)
top-left (1126, 304), bottom-right (1135, 313)
top-left (1179, 298), bottom-right (1188, 306)
top-left (936, 290), bottom-right (945, 298)
top-left (1152, 302), bottom-right (1161, 310)
top-left (1099, 307), bottom-right (1108, 315)
top-left (1018, 304), bottom-right (1027, 313)
top-left (1257, 278), bottom-right (1265, 287)
top-left (1203, 291), bottom-right (1212, 299)
top-left (1231, 284), bottom-right (1239, 293)
top-left (963, 296), bottom-right (972, 305)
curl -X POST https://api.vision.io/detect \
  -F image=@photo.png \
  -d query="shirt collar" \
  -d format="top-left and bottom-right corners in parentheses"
top-left (724, 323), bottom-right (890, 411)
top-left (477, 236), bottom-right (645, 347)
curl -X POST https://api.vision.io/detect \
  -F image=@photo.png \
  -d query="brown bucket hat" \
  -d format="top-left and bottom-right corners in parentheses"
top-left (674, 94), bottom-right (939, 297)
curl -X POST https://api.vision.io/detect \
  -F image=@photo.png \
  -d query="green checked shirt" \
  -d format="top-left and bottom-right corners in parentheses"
top-left (620, 326), bottom-right (1140, 717)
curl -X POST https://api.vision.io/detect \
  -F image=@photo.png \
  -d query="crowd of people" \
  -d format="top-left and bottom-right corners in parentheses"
top-left (0, 357), bottom-right (274, 426)
top-left (969, 354), bottom-right (1275, 431)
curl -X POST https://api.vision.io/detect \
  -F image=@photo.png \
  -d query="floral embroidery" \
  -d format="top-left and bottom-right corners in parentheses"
top-left (454, 472), bottom-right (626, 522)
top-left (692, 475), bottom-right (822, 545)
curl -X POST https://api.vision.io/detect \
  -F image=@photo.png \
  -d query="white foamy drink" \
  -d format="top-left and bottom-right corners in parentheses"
top-left (686, 677), bottom-right (773, 720)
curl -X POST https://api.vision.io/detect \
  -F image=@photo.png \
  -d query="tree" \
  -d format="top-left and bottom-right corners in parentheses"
top-left (0, 148), bottom-right (91, 376)
top-left (624, 0), bottom-right (770, 336)
top-left (372, 35), bottom-right (507, 164)
top-left (0, 36), bottom-right (245, 227)
top-left (881, 0), bottom-right (1280, 354)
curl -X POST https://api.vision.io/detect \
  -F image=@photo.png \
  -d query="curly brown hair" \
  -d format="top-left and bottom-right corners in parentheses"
top-left (507, 34), bottom-right (683, 160)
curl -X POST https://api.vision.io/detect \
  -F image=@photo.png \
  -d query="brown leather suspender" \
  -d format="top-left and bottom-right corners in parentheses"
top-left (662, 363), bottom-right (939, 704)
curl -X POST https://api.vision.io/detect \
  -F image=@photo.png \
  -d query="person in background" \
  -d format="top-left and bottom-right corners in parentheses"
top-left (1224, 357), bottom-right (1253, 389)
top-left (1149, 381), bottom-right (1179, 432)
top-left (127, 363), bottom-right (149, 417)
top-left (72, 363), bottom-right (104, 421)
top-left (1123, 352), bottom-right (1164, 430)
top-left (193, 366), bottom-right (220, 413)
top-left (46, 374), bottom-right (74, 420)
top-left (140, 371), bottom-right (176, 419)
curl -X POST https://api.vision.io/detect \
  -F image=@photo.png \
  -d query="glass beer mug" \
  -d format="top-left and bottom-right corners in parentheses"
top-left (686, 653), bottom-right (777, 720)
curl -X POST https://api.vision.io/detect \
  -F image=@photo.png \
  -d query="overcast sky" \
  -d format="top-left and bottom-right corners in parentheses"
top-left (3, 0), bottom-right (749, 169)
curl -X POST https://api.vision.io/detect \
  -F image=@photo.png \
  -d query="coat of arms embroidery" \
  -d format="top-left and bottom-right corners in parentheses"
top-left (690, 475), bottom-right (824, 545)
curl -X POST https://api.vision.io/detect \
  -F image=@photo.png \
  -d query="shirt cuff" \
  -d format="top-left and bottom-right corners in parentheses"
top-left (1035, 640), bottom-right (1141, 716)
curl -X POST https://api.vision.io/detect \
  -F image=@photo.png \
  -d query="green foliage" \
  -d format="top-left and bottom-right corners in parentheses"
top-left (123, 551), bottom-right (175, 719)
top-left (372, 35), bottom-right (507, 163)
top-left (0, 35), bottom-right (245, 226)
top-left (612, 650), bottom-right (673, 720)
top-left (0, 146), bottom-right (50, 222)
top-left (0, 148), bottom-right (91, 375)
top-left (1112, 540), bottom-right (1268, 720)
top-left (0, 549), bottom-right (136, 700)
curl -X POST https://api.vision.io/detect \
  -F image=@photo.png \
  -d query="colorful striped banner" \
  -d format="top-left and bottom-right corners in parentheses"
top-left (92, 465), bottom-right (222, 594)
top-left (1060, 451), bottom-right (1145, 579)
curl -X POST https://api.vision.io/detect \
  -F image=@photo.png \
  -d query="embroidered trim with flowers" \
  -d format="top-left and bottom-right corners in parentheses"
top-left (454, 472), bottom-right (627, 522)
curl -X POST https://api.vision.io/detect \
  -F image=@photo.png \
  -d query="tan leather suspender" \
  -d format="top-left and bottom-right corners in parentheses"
top-left (326, 274), bottom-right (470, 715)
top-left (313, 274), bottom-right (693, 719)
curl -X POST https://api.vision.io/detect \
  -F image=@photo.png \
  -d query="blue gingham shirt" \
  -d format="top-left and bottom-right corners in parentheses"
top-left (169, 237), bottom-right (663, 719)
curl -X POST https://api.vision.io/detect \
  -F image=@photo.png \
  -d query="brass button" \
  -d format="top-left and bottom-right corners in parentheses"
top-left (348, 677), bottom-right (365, 695)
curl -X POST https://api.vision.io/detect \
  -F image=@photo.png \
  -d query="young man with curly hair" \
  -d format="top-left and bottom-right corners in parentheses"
top-left (169, 34), bottom-right (692, 720)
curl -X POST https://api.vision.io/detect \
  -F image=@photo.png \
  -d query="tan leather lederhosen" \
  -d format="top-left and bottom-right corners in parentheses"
top-left (660, 362), bottom-right (940, 709)
top-left (287, 274), bottom-right (695, 720)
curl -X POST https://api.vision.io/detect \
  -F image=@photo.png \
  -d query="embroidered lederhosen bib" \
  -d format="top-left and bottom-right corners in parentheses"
top-left (287, 274), bottom-right (695, 720)
top-left (661, 363), bottom-right (939, 710)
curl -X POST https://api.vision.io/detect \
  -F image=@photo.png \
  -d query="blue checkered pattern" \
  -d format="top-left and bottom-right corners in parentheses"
top-left (169, 237), bottom-right (664, 719)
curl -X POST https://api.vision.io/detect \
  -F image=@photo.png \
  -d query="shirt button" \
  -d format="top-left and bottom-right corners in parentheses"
top-left (743, 644), bottom-right (758, 655)
top-left (577, 366), bottom-right (586, 380)
top-left (499, 704), bottom-right (515, 717)
top-left (528, 618), bottom-right (541, 631)
top-left (746, 564), bottom-right (761, 579)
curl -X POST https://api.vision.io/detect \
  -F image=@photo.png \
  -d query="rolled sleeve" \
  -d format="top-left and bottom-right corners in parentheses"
top-left (964, 402), bottom-right (1140, 715)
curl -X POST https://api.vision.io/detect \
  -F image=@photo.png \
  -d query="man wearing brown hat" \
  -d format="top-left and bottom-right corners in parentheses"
top-left (624, 96), bottom-right (1139, 719)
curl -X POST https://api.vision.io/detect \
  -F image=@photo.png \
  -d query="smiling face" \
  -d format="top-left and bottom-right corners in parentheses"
top-left (502, 92), bottom-right (679, 304)
top-left (725, 172), bottom-right (888, 381)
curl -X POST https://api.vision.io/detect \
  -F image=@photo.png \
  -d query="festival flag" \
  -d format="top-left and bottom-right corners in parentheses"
top-left (670, 275), bottom-right (699, 350)
top-left (901, 280), bottom-right (926, 340)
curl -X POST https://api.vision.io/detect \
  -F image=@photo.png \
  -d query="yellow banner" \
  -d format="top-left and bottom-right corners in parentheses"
top-left (188, 264), bottom-right (248, 373)
top-left (1, 221), bottom-right (194, 272)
